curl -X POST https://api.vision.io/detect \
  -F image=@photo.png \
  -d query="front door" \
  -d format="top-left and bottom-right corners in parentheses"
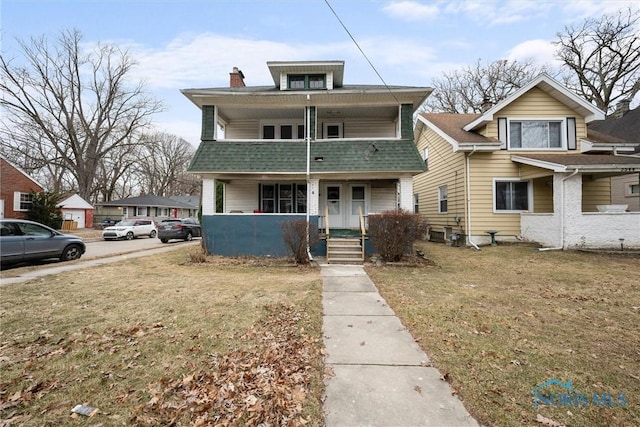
top-left (349, 185), bottom-right (366, 228)
top-left (325, 184), bottom-right (343, 228)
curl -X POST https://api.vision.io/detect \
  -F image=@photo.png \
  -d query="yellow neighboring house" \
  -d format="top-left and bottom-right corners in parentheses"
top-left (414, 74), bottom-right (640, 250)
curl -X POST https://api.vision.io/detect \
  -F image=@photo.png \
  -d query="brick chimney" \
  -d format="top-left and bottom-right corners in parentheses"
top-left (481, 97), bottom-right (493, 112)
top-left (230, 67), bottom-right (245, 88)
top-left (613, 99), bottom-right (631, 118)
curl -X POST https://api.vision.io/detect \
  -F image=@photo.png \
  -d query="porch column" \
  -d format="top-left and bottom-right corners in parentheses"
top-left (202, 178), bottom-right (216, 215)
top-left (398, 177), bottom-right (414, 212)
top-left (307, 179), bottom-right (319, 215)
top-left (554, 172), bottom-right (582, 248)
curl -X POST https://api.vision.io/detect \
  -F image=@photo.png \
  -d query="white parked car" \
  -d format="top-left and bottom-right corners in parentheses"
top-left (102, 219), bottom-right (157, 241)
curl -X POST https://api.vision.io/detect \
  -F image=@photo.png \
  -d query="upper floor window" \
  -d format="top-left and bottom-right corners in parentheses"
top-left (509, 120), bottom-right (563, 149)
top-left (287, 74), bottom-right (326, 90)
top-left (262, 122), bottom-right (304, 139)
top-left (324, 123), bottom-right (342, 139)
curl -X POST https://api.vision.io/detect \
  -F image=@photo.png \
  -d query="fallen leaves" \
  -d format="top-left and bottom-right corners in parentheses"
top-left (133, 304), bottom-right (321, 426)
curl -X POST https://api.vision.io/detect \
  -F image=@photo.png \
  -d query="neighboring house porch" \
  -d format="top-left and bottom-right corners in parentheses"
top-left (513, 154), bottom-right (640, 249)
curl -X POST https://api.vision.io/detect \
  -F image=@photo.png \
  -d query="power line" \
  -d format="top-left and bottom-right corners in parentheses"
top-left (323, 0), bottom-right (400, 104)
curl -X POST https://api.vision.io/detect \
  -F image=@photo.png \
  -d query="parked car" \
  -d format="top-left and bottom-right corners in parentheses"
top-left (102, 217), bottom-right (119, 227)
top-left (0, 219), bottom-right (86, 266)
top-left (157, 218), bottom-right (202, 243)
top-left (102, 219), bottom-right (157, 240)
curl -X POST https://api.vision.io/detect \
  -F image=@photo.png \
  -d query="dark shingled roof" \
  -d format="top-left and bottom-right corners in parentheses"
top-left (419, 113), bottom-right (498, 144)
top-left (188, 139), bottom-right (425, 174)
top-left (513, 153), bottom-right (640, 167)
top-left (589, 107), bottom-right (640, 143)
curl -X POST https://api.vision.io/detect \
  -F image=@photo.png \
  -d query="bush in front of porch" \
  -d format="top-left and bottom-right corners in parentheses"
top-left (368, 209), bottom-right (429, 262)
top-left (281, 219), bottom-right (320, 264)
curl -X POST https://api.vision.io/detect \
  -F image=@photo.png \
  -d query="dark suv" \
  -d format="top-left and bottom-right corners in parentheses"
top-left (157, 218), bottom-right (202, 243)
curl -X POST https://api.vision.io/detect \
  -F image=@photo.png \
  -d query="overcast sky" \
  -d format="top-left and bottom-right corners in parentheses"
top-left (2, 0), bottom-right (637, 146)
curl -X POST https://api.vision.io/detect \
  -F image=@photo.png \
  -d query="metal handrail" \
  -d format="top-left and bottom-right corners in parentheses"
top-left (358, 205), bottom-right (366, 261)
top-left (325, 205), bottom-right (330, 263)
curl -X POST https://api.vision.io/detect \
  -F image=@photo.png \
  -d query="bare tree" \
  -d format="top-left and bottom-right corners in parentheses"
top-left (554, 7), bottom-right (640, 113)
top-left (423, 59), bottom-right (551, 113)
top-left (0, 29), bottom-right (163, 201)
top-left (136, 132), bottom-right (196, 197)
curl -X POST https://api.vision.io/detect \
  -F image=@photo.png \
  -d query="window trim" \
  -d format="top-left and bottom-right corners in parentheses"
top-left (14, 191), bottom-right (33, 212)
top-left (493, 178), bottom-right (532, 213)
top-left (507, 118), bottom-right (566, 150)
top-left (438, 185), bottom-right (448, 214)
top-left (323, 123), bottom-right (343, 139)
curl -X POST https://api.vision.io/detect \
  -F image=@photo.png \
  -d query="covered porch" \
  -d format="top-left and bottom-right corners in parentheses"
top-left (514, 154), bottom-right (640, 249)
top-left (200, 176), bottom-right (414, 257)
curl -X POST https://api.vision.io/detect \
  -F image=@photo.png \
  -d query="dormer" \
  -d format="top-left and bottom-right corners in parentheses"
top-left (267, 60), bottom-right (344, 91)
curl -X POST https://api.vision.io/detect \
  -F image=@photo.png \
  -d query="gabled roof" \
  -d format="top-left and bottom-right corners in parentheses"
top-left (58, 194), bottom-right (94, 210)
top-left (0, 155), bottom-right (46, 191)
top-left (463, 73), bottom-right (605, 131)
top-left (511, 153), bottom-right (640, 173)
top-left (188, 139), bottom-right (425, 175)
top-left (170, 195), bottom-right (199, 209)
top-left (416, 113), bottom-right (501, 152)
top-left (100, 195), bottom-right (195, 209)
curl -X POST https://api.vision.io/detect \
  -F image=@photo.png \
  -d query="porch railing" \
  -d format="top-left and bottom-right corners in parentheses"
top-left (358, 205), bottom-right (366, 261)
top-left (324, 205), bottom-right (331, 263)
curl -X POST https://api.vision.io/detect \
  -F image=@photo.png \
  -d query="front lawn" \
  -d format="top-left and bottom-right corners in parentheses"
top-left (366, 242), bottom-right (640, 427)
top-left (0, 250), bottom-right (324, 426)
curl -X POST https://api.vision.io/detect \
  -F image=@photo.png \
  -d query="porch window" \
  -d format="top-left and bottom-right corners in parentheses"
top-left (438, 185), bottom-right (448, 213)
top-left (263, 125), bottom-right (275, 139)
top-left (260, 183), bottom-right (307, 213)
top-left (509, 120), bottom-right (563, 149)
top-left (495, 180), bottom-right (530, 211)
top-left (280, 125), bottom-right (293, 139)
top-left (324, 123), bottom-right (342, 139)
top-left (262, 122), bottom-right (304, 139)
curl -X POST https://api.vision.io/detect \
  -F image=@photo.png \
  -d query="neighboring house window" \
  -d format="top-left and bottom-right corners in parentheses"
top-left (324, 123), bottom-right (342, 139)
top-left (122, 207), bottom-right (128, 217)
top-left (494, 180), bottom-right (530, 211)
top-left (287, 74), bottom-right (326, 90)
top-left (260, 184), bottom-right (307, 213)
top-left (14, 192), bottom-right (33, 211)
top-left (509, 120), bottom-right (563, 149)
top-left (629, 183), bottom-right (639, 195)
top-left (422, 147), bottom-right (429, 170)
top-left (414, 194), bottom-right (419, 214)
top-left (438, 186), bottom-right (448, 213)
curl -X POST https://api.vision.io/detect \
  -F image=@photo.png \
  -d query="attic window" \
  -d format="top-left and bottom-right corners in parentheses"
top-left (287, 74), bottom-right (326, 90)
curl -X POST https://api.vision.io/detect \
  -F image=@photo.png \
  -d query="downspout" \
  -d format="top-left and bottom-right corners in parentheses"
top-left (305, 95), bottom-right (313, 261)
top-left (465, 146), bottom-right (480, 250)
top-left (539, 168), bottom-right (580, 251)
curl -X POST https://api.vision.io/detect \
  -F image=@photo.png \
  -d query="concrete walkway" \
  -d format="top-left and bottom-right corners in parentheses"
top-left (321, 264), bottom-right (479, 427)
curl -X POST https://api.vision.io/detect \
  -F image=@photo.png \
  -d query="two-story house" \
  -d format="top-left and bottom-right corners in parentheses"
top-left (414, 74), bottom-right (640, 249)
top-left (184, 60), bottom-right (432, 259)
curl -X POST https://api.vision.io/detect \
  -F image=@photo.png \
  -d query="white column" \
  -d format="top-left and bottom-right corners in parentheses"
top-left (307, 179), bottom-right (319, 215)
top-left (398, 177), bottom-right (414, 212)
top-left (202, 178), bottom-right (216, 215)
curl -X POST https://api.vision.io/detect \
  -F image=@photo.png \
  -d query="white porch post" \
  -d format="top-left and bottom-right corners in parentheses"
top-left (554, 172), bottom-right (582, 249)
top-left (398, 177), bottom-right (414, 212)
top-left (307, 179), bottom-right (319, 215)
top-left (202, 178), bottom-right (216, 215)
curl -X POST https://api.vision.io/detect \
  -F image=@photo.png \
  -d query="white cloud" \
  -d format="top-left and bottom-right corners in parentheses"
top-left (561, 1), bottom-right (640, 22)
top-left (506, 39), bottom-right (560, 68)
top-left (443, 0), bottom-right (553, 26)
top-left (382, 1), bottom-right (439, 21)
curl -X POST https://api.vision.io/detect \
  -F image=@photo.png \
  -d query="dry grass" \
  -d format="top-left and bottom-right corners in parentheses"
top-left (366, 242), bottom-right (640, 427)
top-left (0, 248), bottom-right (324, 426)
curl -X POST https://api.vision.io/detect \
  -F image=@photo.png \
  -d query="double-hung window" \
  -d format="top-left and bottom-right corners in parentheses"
top-left (509, 120), bottom-right (563, 149)
top-left (494, 180), bottom-right (530, 212)
top-left (14, 192), bottom-right (33, 211)
top-left (438, 185), bottom-right (448, 213)
top-left (260, 183), bottom-right (307, 213)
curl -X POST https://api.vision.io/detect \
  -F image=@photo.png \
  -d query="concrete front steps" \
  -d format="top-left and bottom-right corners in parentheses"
top-left (327, 237), bottom-right (364, 264)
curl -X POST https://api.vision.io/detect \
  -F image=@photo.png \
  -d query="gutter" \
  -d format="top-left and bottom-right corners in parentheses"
top-left (539, 168), bottom-right (580, 252)
top-left (465, 146), bottom-right (480, 250)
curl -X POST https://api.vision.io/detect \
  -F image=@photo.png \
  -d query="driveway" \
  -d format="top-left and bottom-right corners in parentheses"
top-left (0, 239), bottom-right (200, 286)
